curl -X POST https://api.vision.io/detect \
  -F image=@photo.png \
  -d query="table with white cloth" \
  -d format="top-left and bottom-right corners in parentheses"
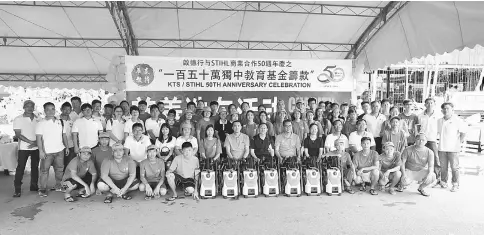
top-left (0, 142), bottom-right (24, 175)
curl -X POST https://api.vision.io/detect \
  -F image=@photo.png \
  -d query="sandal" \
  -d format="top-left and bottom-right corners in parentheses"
top-left (369, 189), bottom-right (378, 195)
top-left (396, 185), bottom-right (404, 192)
top-left (104, 196), bottom-right (113, 204)
top-left (166, 196), bottom-right (178, 201)
top-left (418, 188), bottom-right (430, 197)
top-left (144, 195), bottom-right (153, 200)
top-left (13, 192), bottom-right (21, 198)
top-left (76, 193), bottom-right (90, 198)
top-left (345, 188), bottom-right (355, 194)
top-left (121, 194), bottom-right (132, 200)
top-left (359, 185), bottom-right (366, 191)
top-left (64, 196), bottom-right (75, 202)
top-left (388, 188), bottom-right (396, 195)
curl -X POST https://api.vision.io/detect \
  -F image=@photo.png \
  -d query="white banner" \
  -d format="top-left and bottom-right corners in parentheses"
top-left (125, 56), bottom-right (353, 92)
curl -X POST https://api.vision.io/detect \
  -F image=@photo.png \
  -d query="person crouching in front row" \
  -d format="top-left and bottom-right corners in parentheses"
top-left (139, 145), bottom-right (167, 200)
top-left (61, 146), bottom-right (97, 202)
top-left (166, 142), bottom-right (200, 201)
top-left (97, 143), bottom-right (140, 203)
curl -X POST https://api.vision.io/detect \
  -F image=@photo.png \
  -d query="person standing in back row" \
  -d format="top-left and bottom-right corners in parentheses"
top-left (363, 101), bottom-right (386, 154)
top-left (437, 102), bottom-right (467, 192)
top-left (399, 99), bottom-right (419, 146)
top-left (13, 100), bottom-right (41, 197)
top-left (36, 102), bottom-right (67, 197)
top-left (72, 103), bottom-right (104, 153)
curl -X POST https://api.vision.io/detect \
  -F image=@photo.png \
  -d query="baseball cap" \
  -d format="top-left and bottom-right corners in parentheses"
top-left (23, 100), bottom-right (35, 108)
top-left (112, 143), bottom-right (124, 151)
top-left (218, 107), bottom-right (227, 113)
top-left (146, 145), bottom-right (157, 152)
top-left (203, 106), bottom-right (211, 113)
top-left (80, 146), bottom-right (92, 153)
top-left (296, 98), bottom-right (303, 104)
top-left (99, 132), bottom-right (110, 139)
top-left (334, 138), bottom-right (346, 145)
top-left (390, 116), bottom-right (401, 122)
top-left (383, 142), bottom-right (395, 149)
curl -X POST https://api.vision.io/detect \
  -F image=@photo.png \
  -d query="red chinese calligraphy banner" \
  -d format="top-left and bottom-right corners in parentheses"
top-left (126, 91), bottom-right (351, 117)
top-left (125, 56), bottom-right (354, 92)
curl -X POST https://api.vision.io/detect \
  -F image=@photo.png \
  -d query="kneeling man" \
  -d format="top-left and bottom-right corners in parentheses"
top-left (98, 143), bottom-right (140, 203)
top-left (61, 146), bottom-right (97, 202)
top-left (353, 137), bottom-right (380, 195)
top-left (399, 133), bottom-right (436, 196)
top-left (324, 138), bottom-right (356, 194)
top-left (139, 145), bottom-right (167, 200)
top-left (166, 142), bottom-right (200, 201)
top-left (379, 142), bottom-right (402, 195)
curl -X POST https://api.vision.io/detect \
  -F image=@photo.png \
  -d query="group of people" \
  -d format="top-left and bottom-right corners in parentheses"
top-left (12, 95), bottom-right (467, 202)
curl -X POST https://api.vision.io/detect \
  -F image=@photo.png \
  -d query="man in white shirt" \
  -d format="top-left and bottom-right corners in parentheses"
top-left (145, 105), bottom-right (165, 144)
top-left (13, 100), bottom-right (41, 197)
top-left (36, 102), bottom-right (67, 196)
top-left (348, 119), bottom-right (376, 153)
top-left (437, 102), bottom-right (467, 192)
top-left (124, 123), bottom-right (151, 178)
top-left (363, 100), bottom-right (386, 154)
top-left (418, 97), bottom-right (442, 186)
top-left (69, 96), bottom-right (83, 122)
top-left (72, 103), bottom-right (103, 153)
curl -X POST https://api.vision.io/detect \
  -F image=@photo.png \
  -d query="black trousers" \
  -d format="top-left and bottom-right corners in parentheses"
top-left (14, 150), bottom-right (40, 191)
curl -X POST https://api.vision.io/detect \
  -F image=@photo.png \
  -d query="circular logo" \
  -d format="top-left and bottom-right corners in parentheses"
top-left (312, 171), bottom-right (316, 176)
top-left (317, 72), bottom-right (332, 83)
top-left (206, 173), bottom-right (210, 178)
top-left (229, 173), bottom-right (233, 178)
top-left (333, 171), bottom-right (338, 176)
top-left (330, 68), bottom-right (345, 82)
top-left (270, 172), bottom-right (274, 177)
top-left (249, 172), bottom-right (253, 177)
top-left (132, 64), bottom-right (154, 87)
top-left (292, 172), bottom-right (296, 177)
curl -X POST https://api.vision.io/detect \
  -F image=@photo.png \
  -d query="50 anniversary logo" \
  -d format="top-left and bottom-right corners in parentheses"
top-left (317, 66), bottom-right (345, 83)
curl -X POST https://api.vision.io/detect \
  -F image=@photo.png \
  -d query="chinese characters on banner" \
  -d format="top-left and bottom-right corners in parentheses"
top-left (125, 56), bottom-right (353, 92)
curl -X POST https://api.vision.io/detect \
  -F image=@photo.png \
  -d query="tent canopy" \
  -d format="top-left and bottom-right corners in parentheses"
top-left (0, 1), bottom-right (483, 89)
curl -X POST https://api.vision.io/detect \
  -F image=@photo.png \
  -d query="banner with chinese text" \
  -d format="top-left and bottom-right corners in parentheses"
top-left (125, 56), bottom-right (353, 92)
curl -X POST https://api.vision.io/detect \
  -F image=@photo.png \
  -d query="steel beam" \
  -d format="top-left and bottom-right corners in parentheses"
top-left (106, 1), bottom-right (138, 55)
top-left (345, 1), bottom-right (408, 59)
top-left (0, 36), bottom-right (353, 52)
top-left (0, 1), bottom-right (382, 17)
top-left (0, 1), bottom-right (107, 8)
top-left (0, 73), bottom-right (107, 82)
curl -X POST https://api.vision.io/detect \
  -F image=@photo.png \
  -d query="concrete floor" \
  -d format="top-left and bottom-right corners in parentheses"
top-left (1, 168), bottom-right (483, 235)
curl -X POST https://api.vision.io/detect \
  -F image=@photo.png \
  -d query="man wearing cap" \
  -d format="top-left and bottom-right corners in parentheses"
top-left (124, 123), bottom-right (151, 178)
top-left (225, 121), bottom-right (250, 160)
top-left (36, 102), bottom-right (67, 196)
top-left (437, 102), bottom-right (467, 192)
top-left (72, 103), bottom-right (103, 154)
top-left (271, 99), bottom-right (290, 123)
top-left (61, 146), bottom-right (97, 202)
top-left (180, 102), bottom-right (201, 123)
top-left (166, 142), bottom-right (200, 201)
top-left (378, 142), bottom-right (402, 195)
top-left (196, 107), bottom-right (215, 142)
top-left (348, 119), bottom-right (376, 154)
top-left (178, 110), bottom-right (197, 137)
top-left (13, 100), bottom-right (41, 197)
top-left (293, 98), bottom-right (307, 121)
top-left (275, 120), bottom-right (302, 164)
top-left (382, 116), bottom-right (407, 153)
top-left (91, 132), bottom-right (113, 182)
top-left (399, 133), bottom-right (436, 196)
top-left (175, 122), bottom-right (198, 156)
top-left (214, 107), bottom-right (232, 143)
top-left (98, 143), bottom-right (140, 203)
top-left (323, 138), bottom-right (356, 194)
top-left (353, 137), bottom-right (380, 195)
top-left (139, 145), bottom-right (167, 200)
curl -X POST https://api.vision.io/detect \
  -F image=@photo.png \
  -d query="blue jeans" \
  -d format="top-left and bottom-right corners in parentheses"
top-left (39, 150), bottom-right (64, 191)
top-left (439, 151), bottom-right (459, 186)
top-left (425, 141), bottom-right (441, 181)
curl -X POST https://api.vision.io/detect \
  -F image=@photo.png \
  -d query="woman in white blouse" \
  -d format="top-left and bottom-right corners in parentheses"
top-left (155, 123), bottom-right (176, 165)
top-left (106, 106), bottom-right (125, 146)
